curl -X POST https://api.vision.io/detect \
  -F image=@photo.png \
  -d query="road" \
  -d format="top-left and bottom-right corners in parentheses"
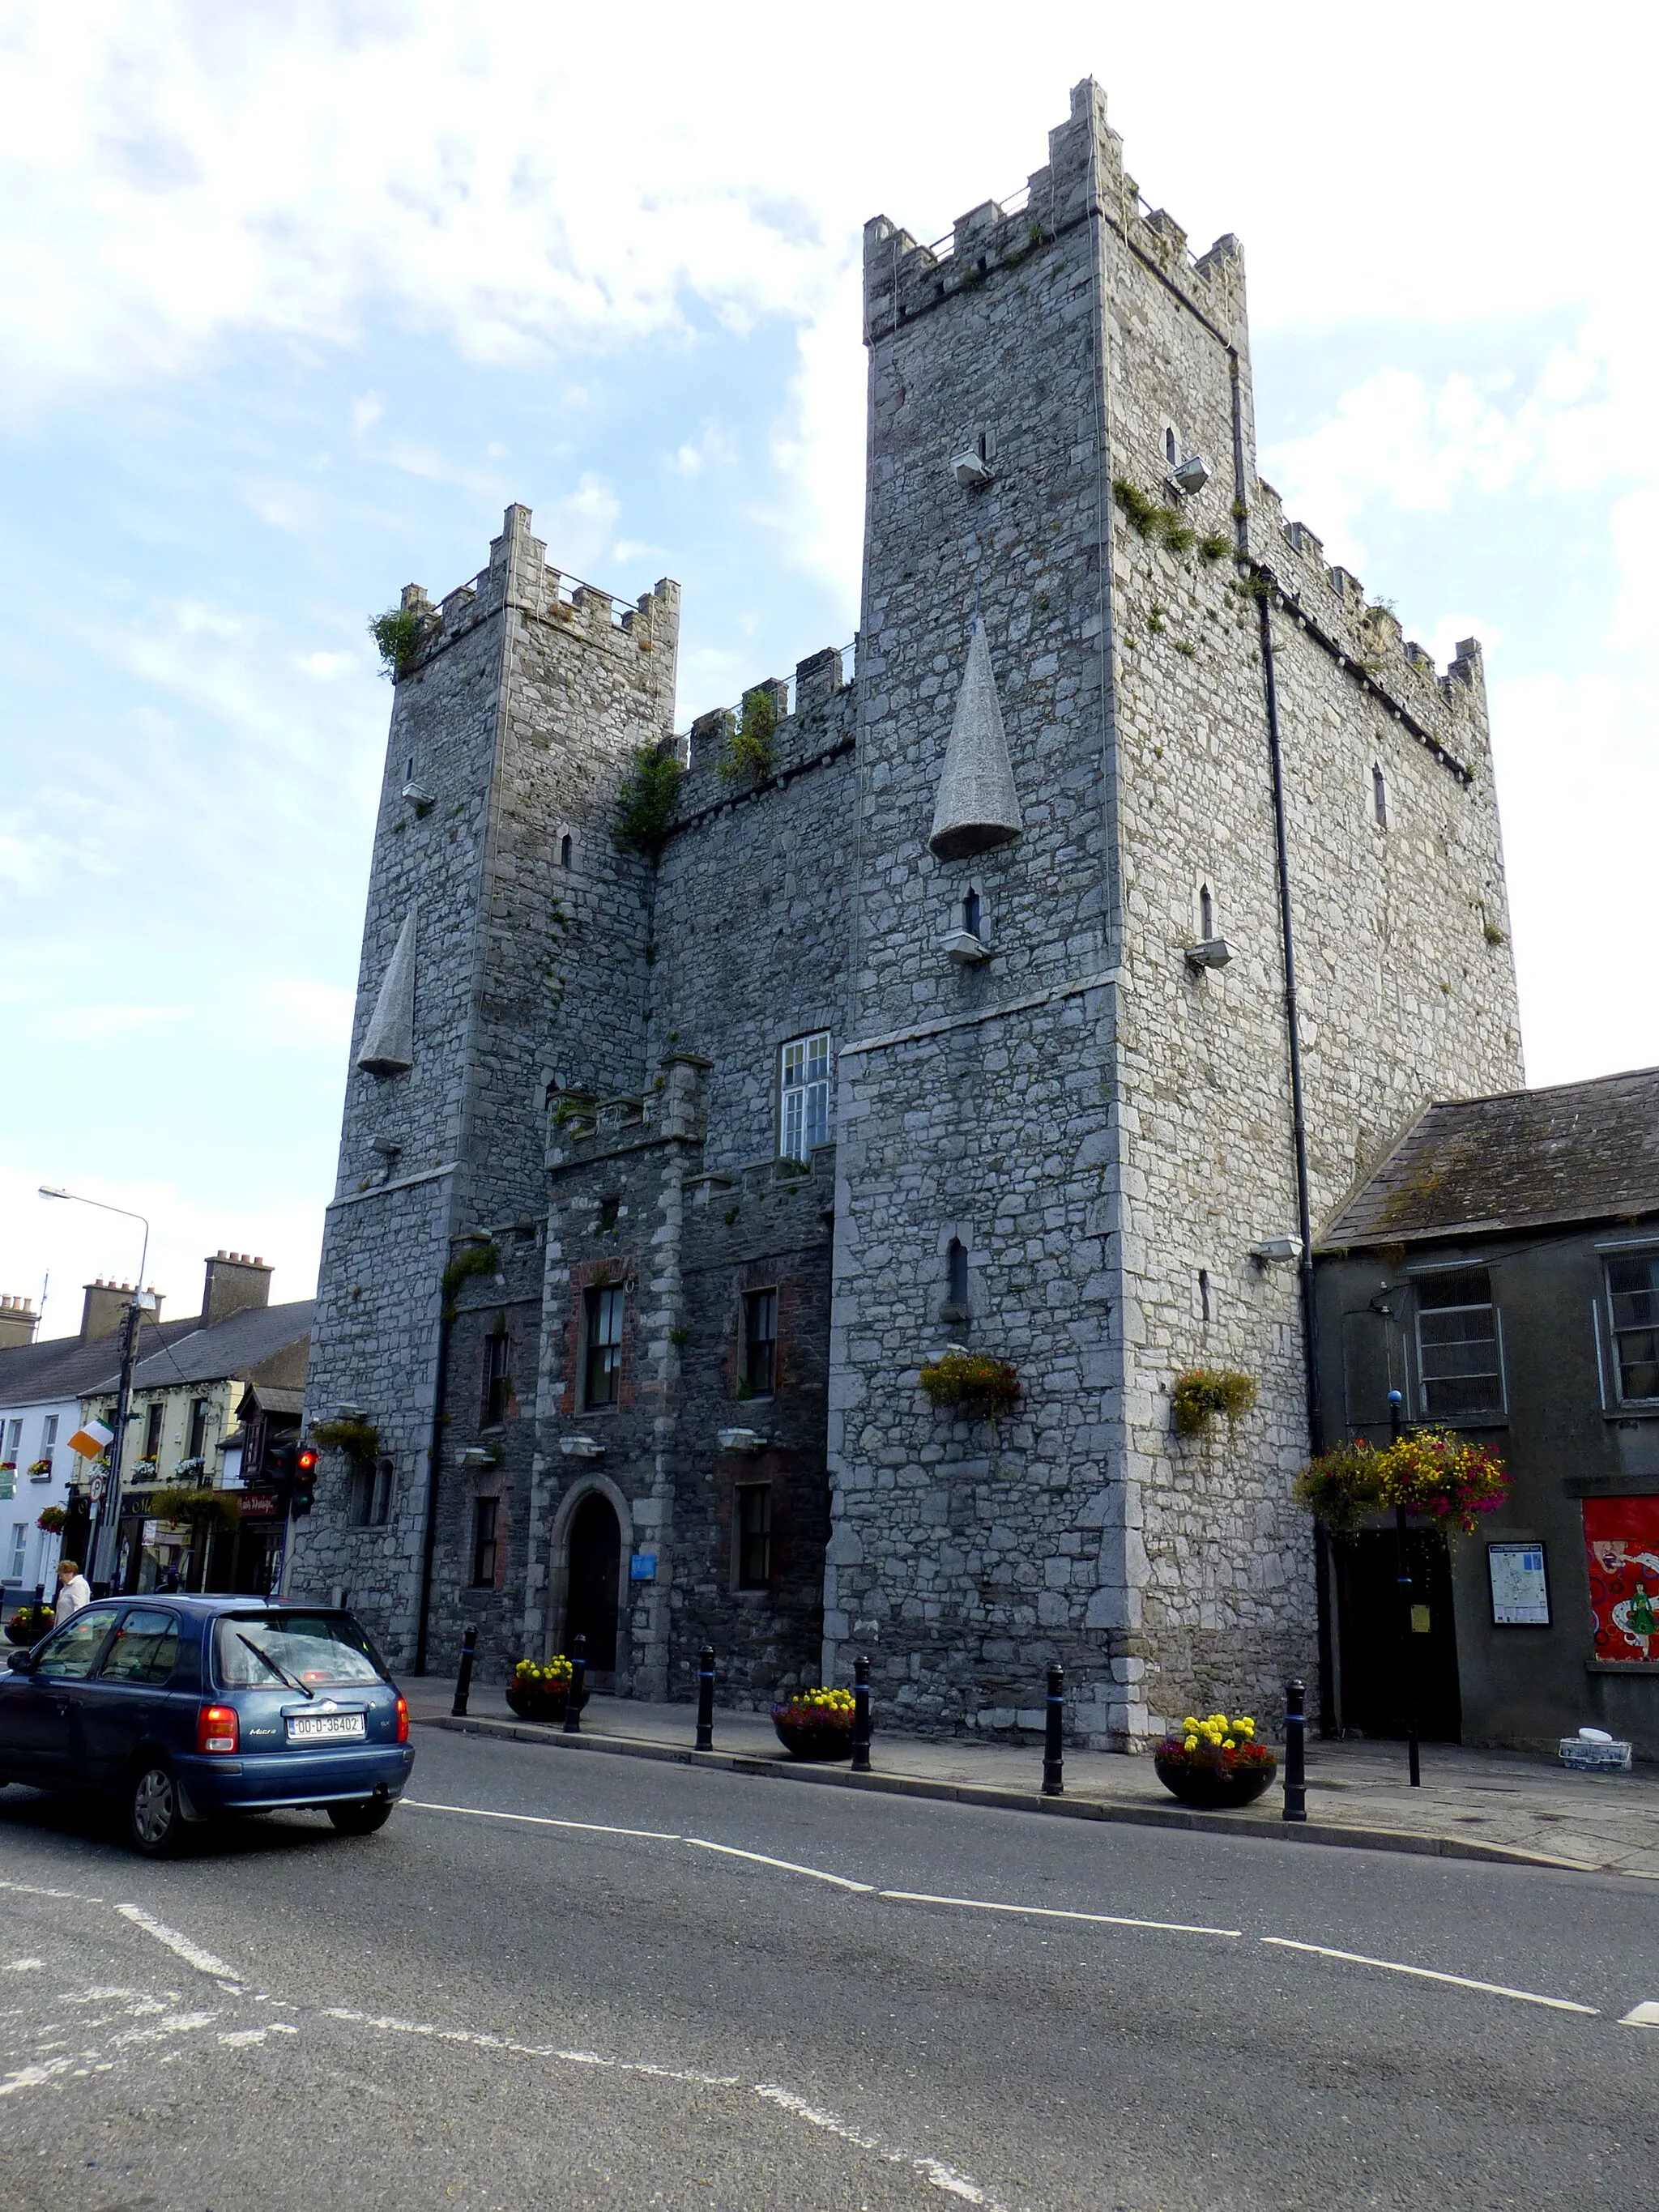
top-left (3, 1725), bottom-right (1658, 2210)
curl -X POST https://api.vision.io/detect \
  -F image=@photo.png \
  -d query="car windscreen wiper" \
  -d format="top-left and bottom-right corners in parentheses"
top-left (237, 1630), bottom-right (314, 1699)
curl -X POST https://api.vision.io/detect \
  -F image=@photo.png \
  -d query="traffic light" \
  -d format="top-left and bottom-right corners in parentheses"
top-left (266, 1439), bottom-right (296, 1489)
top-left (292, 1446), bottom-right (320, 1518)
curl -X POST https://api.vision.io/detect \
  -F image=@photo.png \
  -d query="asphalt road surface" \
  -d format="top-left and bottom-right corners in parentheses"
top-left (4, 1726), bottom-right (1658, 2210)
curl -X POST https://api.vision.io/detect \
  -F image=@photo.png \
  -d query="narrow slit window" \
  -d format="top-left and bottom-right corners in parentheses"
top-left (471, 1497), bottom-right (499, 1587)
top-left (1373, 762), bottom-right (1388, 827)
top-left (947, 1238), bottom-right (970, 1310)
top-left (483, 1325), bottom-right (511, 1426)
top-left (743, 1289), bottom-right (778, 1399)
top-left (1198, 884), bottom-right (1214, 940)
top-left (560, 833), bottom-right (573, 868)
top-left (583, 1285), bottom-right (625, 1409)
top-left (1165, 426), bottom-right (1178, 465)
top-left (779, 1033), bottom-right (832, 1162)
top-left (736, 1483), bottom-right (772, 1591)
top-left (1199, 1268), bottom-right (1211, 1324)
top-left (962, 888), bottom-right (982, 940)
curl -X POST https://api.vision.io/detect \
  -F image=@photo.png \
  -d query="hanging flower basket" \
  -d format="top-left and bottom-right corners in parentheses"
top-left (1171, 1368), bottom-right (1257, 1437)
top-left (918, 1349), bottom-right (1021, 1421)
top-left (36, 1505), bottom-right (67, 1534)
top-left (1294, 1430), bottom-right (1508, 1536)
top-left (506, 1654), bottom-right (574, 1723)
top-left (6, 1605), bottom-right (54, 1647)
top-left (772, 1687), bottom-right (859, 1761)
top-left (1154, 1714), bottom-right (1277, 1809)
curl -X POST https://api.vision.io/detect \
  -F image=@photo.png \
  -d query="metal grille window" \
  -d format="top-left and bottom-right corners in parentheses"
top-left (743, 1289), bottom-right (778, 1399)
top-left (483, 1327), bottom-right (511, 1426)
top-left (471, 1496), bottom-right (499, 1587)
top-left (584, 1285), bottom-right (625, 1409)
top-left (1606, 1253), bottom-right (1659, 1404)
top-left (736, 1483), bottom-right (772, 1590)
top-left (1414, 1268), bottom-right (1504, 1421)
top-left (779, 1033), bottom-right (831, 1162)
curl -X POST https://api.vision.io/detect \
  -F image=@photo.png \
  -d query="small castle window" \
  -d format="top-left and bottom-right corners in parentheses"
top-left (1198, 884), bottom-right (1215, 940)
top-left (1199, 1268), bottom-right (1211, 1324)
top-left (962, 888), bottom-right (982, 940)
top-left (779, 1033), bottom-right (832, 1162)
top-left (483, 1324), bottom-right (511, 1427)
top-left (405, 757), bottom-right (415, 784)
top-left (1165, 427), bottom-right (1178, 467)
top-left (743, 1289), bottom-right (778, 1399)
top-left (947, 1238), bottom-right (970, 1311)
top-left (560, 833), bottom-right (574, 868)
top-left (735, 1483), bottom-right (772, 1590)
top-left (471, 1496), bottom-right (500, 1588)
top-left (1372, 763), bottom-right (1388, 828)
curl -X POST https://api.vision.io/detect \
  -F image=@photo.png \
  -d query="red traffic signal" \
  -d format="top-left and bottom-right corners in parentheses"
top-left (292, 1446), bottom-right (320, 1518)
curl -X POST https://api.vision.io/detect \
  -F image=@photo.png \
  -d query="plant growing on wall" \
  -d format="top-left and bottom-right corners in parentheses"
top-left (614, 744), bottom-right (683, 861)
top-left (919, 1348), bottom-right (1022, 1421)
top-left (309, 1417), bottom-right (382, 1467)
top-left (1171, 1368), bottom-right (1257, 1437)
top-left (719, 688), bottom-right (777, 782)
top-left (369, 604), bottom-right (428, 680)
top-left (1112, 478), bottom-right (1195, 554)
top-left (1293, 1430), bottom-right (1508, 1536)
top-left (440, 1241), bottom-right (501, 1319)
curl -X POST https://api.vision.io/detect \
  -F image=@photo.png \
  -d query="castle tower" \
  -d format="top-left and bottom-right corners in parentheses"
top-left (296, 507), bottom-right (679, 1660)
top-left (824, 82), bottom-right (1520, 1742)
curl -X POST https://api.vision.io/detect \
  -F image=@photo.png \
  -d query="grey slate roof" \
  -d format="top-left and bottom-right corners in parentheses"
top-left (125, 1299), bottom-right (314, 1391)
top-left (0, 1317), bottom-right (201, 1410)
top-left (1319, 1067), bottom-right (1659, 1250)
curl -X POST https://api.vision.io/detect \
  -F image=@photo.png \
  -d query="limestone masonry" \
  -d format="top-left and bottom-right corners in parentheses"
top-left (295, 81), bottom-right (1521, 1745)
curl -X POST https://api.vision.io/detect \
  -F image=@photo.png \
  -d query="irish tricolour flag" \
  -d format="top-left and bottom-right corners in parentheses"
top-left (67, 1417), bottom-right (113, 1460)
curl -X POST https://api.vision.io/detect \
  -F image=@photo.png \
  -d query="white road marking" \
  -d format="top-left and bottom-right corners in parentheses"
top-left (1618, 2001), bottom-right (1659, 2027)
top-left (684, 1839), bottom-right (875, 1892)
top-left (1260, 1937), bottom-right (1599, 2014)
top-left (754, 2085), bottom-right (1001, 2206)
top-left (881, 1889), bottom-right (1241, 1939)
top-left (401, 1797), bottom-right (680, 1843)
top-left (115, 1905), bottom-right (241, 1985)
top-left (0, 1877), bottom-right (103, 1905)
top-left (322, 2007), bottom-right (740, 2083)
top-left (4, 1959), bottom-right (45, 1971)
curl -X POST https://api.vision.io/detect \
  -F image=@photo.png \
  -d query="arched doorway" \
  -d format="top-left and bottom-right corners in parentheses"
top-left (565, 1490), bottom-right (621, 1677)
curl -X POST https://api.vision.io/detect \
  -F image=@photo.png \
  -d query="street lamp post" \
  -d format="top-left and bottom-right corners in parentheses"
top-left (38, 1187), bottom-right (152, 1596)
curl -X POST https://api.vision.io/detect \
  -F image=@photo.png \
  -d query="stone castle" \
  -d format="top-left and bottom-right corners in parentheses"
top-left (295, 80), bottom-right (1521, 1745)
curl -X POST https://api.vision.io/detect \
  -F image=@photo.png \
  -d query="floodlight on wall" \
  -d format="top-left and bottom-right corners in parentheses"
top-left (402, 780), bottom-right (434, 806)
top-left (1171, 453), bottom-right (1210, 497)
top-left (717, 1426), bottom-right (769, 1454)
top-left (559, 1434), bottom-right (605, 1460)
top-left (1250, 1235), bottom-right (1304, 1265)
top-left (952, 450), bottom-right (993, 490)
top-left (1185, 937), bottom-right (1232, 971)
top-left (940, 928), bottom-right (990, 967)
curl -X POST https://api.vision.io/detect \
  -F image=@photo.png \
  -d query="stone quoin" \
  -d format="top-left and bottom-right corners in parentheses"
top-left (293, 81), bottom-right (1520, 1746)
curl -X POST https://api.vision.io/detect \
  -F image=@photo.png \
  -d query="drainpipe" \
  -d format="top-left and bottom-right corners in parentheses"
top-left (1228, 354), bottom-right (1333, 1728)
top-left (412, 1293), bottom-right (452, 1677)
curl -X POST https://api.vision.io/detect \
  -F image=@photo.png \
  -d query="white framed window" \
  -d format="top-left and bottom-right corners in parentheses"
top-left (7, 1521), bottom-right (26, 1579)
top-left (40, 1414), bottom-right (58, 1456)
top-left (1606, 1251), bottom-right (1659, 1404)
top-left (1414, 1267), bottom-right (1506, 1421)
top-left (779, 1033), bottom-right (831, 1162)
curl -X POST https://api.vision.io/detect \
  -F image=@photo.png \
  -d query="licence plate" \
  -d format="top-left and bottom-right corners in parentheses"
top-left (286, 1711), bottom-right (366, 1741)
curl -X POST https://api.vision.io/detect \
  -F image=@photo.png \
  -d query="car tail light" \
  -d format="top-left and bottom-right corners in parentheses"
top-left (198, 1703), bottom-right (240, 1755)
top-left (394, 1696), bottom-right (408, 1744)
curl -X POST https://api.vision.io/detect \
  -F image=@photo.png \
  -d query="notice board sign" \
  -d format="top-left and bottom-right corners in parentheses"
top-left (1487, 1541), bottom-right (1550, 1626)
top-left (1582, 1497), bottom-right (1659, 1660)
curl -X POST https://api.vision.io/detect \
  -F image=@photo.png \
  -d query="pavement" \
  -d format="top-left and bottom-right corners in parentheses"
top-left (406, 1673), bottom-right (1659, 1881)
top-left (6, 1725), bottom-right (1659, 2210)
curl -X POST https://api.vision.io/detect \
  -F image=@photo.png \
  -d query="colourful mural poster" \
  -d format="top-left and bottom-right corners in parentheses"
top-left (1582, 1496), bottom-right (1659, 1660)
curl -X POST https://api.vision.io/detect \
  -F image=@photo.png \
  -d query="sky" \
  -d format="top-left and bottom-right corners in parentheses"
top-left (2, 2), bottom-right (1654, 1333)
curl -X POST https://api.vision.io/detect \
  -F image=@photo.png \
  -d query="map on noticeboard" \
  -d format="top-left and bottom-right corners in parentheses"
top-left (1582, 1496), bottom-right (1659, 1661)
top-left (1487, 1541), bottom-right (1550, 1626)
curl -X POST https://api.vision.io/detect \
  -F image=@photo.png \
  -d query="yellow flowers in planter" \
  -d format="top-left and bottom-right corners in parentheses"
top-left (1180, 1711), bottom-right (1256, 1753)
top-left (512, 1654), bottom-right (574, 1687)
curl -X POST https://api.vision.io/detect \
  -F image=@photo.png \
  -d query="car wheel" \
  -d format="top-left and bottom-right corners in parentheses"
top-left (327, 1798), bottom-right (394, 1836)
top-left (127, 1759), bottom-right (186, 1857)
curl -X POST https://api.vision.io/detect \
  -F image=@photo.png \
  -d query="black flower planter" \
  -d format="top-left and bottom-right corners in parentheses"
top-left (506, 1681), bottom-right (570, 1724)
top-left (1153, 1747), bottom-right (1277, 1810)
top-left (772, 1707), bottom-right (859, 1762)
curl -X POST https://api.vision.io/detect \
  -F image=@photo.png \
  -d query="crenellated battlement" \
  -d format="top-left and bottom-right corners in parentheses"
top-left (1247, 480), bottom-right (1489, 779)
top-left (395, 503), bottom-right (680, 676)
top-left (864, 78), bottom-right (1245, 345)
top-left (671, 641), bottom-right (857, 812)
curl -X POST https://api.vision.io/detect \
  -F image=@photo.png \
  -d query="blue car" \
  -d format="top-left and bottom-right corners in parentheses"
top-left (0, 1595), bottom-right (415, 1856)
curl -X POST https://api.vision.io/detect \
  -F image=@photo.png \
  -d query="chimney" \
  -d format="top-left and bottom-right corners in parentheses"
top-left (0, 1294), bottom-right (40, 1349)
top-left (202, 1251), bottom-right (273, 1328)
top-left (79, 1279), bottom-right (128, 1344)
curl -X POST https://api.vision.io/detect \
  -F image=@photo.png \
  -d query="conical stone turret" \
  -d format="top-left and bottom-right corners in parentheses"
top-left (928, 624), bottom-right (1023, 862)
top-left (356, 906), bottom-right (416, 1076)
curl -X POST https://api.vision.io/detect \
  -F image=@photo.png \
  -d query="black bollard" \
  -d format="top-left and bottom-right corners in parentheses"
top-left (1282, 1677), bottom-right (1307, 1823)
top-left (851, 1655), bottom-right (872, 1773)
top-left (1042, 1663), bottom-right (1064, 1796)
top-left (563, 1634), bottom-right (586, 1734)
top-left (451, 1623), bottom-right (478, 1718)
top-left (695, 1643), bottom-right (715, 1752)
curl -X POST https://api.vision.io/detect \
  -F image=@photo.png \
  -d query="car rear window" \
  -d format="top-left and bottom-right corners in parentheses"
top-left (216, 1612), bottom-right (387, 1689)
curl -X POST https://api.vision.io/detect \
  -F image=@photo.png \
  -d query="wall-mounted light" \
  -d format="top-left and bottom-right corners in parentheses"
top-left (1171, 453), bottom-right (1209, 497)
top-left (559, 1434), bottom-right (605, 1460)
top-left (402, 779), bottom-right (434, 806)
top-left (1251, 1235), bottom-right (1303, 1266)
top-left (940, 928), bottom-right (990, 967)
top-left (951, 450), bottom-right (992, 490)
top-left (1186, 937), bottom-right (1232, 971)
top-left (717, 1426), bottom-right (769, 1454)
